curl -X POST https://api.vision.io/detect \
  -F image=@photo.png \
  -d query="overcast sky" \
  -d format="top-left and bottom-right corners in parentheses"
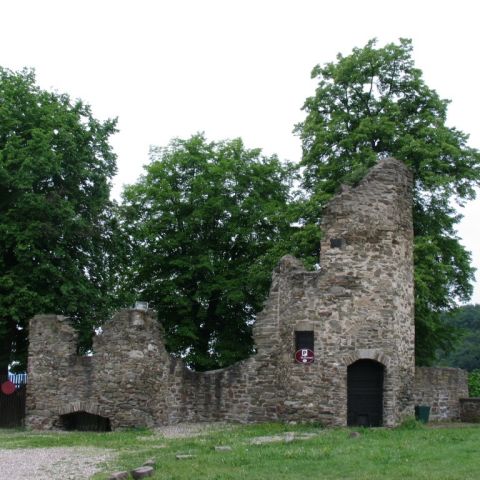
top-left (2, 0), bottom-right (480, 303)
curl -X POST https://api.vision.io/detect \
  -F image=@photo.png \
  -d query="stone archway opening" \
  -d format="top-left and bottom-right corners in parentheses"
top-left (347, 359), bottom-right (384, 427)
top-left (60, 411), bottom-right (111, 432)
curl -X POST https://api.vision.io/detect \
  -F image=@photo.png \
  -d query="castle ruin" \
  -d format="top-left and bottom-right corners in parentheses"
top-left (26, 158), bottom-right (468, 430)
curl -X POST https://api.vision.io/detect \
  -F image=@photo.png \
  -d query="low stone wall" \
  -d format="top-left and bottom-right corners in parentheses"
top-left (459, 398), bottom-right (480, 423)
top-left (163, 358), bottom-right (256, 424)
top-left (413, 367), bottom-right (468, 421)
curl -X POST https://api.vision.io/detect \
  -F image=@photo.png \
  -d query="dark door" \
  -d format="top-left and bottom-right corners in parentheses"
top-left (0, 375), bottom-right (27, 428)
top-left (347, 359), bottom-right (384, 427)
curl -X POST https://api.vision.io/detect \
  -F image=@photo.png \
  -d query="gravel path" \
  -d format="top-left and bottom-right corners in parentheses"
top-left (0, 423), bottom-right (229, 479)
top-left (0, 447), bottom-right (114, 480)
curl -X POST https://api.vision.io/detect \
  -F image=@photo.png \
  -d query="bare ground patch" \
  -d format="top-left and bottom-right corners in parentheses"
top-left (0, 447), bottom-right (114, 480)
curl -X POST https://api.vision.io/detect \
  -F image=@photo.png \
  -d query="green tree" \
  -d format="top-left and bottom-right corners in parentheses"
top-left (0, 67), bottom-right (118, 375)
top-left (437, 304), bottom-right (480, 370)
top-left (120, 134), bottom-right (300, 370)
top-left (295, 39), bottom-right (480, 364)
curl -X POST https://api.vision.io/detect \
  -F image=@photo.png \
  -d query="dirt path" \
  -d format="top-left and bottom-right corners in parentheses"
top-left (0, 447), bottom-right (113, 480)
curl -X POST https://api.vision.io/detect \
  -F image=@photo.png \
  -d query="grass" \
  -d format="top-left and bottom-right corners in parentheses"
top-left (1, 422), bottom-right (480, 479)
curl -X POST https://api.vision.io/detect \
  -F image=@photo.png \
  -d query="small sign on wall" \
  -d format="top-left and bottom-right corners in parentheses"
top-left (295, 348), bottom-right (314, 364)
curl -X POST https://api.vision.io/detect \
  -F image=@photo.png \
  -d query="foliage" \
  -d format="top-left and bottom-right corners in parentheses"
top-left (119, 134), bottom-right (302, 370)
top-left (0, 67), bottom-right (118, 373)
top-left (2, 423), bottom-right (480, 479)
top-left (295, 38), bottom-right (480, 364)
top-left (468, 369), bottom-right (480, 397)
top-left (436, 304), bottom-right (480, 370)
top-left (397, 416), bottom-right (425, 430)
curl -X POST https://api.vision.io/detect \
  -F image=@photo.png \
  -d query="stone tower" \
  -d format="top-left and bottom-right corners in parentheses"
top-left (253, 157), bottom-right (415, 426)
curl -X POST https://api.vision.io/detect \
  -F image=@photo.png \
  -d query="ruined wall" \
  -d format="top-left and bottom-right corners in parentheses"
top-left (459, 398), bottom-right (480, 423)
top-left (26, 308), bottom-right (279, 429)
top-left (27, 315), bottom-right (85, 429)
top-left (27, 311), bottom-right (170, 429)
top-left (413, 367), bottom-right (468, 421)
top-left (27, 158), bottom-right (464, 430)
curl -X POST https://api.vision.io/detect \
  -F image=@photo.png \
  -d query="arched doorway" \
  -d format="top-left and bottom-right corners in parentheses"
top-left (60, 411), bottom-right (111, 431)
top-left (347, 359), bottom-right (384, 427)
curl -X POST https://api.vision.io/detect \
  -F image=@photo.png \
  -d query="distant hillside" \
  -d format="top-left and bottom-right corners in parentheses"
top-left (436, 304), bottom-right (480, 371)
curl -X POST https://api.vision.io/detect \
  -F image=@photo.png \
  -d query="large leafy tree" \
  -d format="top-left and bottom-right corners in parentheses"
top-left (0, 68), bottom-right (118, 375)
top-left (120, 134), bottom-right (299, 370)
top-left (295, 39), bottom-right (480, 364)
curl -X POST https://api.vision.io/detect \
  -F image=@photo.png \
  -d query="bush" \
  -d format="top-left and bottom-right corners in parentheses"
top-left (469, 369), bottom-right (480, 397)
top-left (397, 416), bottom-right (425, 430)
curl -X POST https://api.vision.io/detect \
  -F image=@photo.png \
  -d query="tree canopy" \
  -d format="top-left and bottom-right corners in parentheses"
top-left (0, 67), bottom-right (118, 374)
top-left (295, 38), bottom-right (480, 364)
top-left (436, 304), bottom-right (480, 371)
top-left (119, 134), bottom-right (300, 370)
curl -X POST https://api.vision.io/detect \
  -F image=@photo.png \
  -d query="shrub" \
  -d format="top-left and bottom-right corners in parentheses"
top-left (397, 416), bottom-right (425, 430)
top-left (468, 369), bottom-right (480, 397)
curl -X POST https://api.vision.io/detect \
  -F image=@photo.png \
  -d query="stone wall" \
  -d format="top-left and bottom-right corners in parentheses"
top-left (459, 398), bottom-right (480, 423)
top-left (413, 367), bottom-right (468, 421)
top-left (25, 158), bottom-right (465, 430)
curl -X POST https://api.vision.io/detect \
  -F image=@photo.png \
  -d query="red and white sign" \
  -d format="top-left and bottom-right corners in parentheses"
top-left (1, 380), bottom-right (16, 395)
top-left (295, 349), bottom-right (314, 364)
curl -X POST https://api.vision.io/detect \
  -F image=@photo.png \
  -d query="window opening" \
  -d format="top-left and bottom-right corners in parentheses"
top-left (330, 238), bottom-right (345, 249)
top-left (294, 331), bottom-right (314, 364)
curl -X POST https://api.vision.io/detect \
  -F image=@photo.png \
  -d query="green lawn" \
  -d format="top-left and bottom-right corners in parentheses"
top-left (1, 422), bottom-right (479, 479)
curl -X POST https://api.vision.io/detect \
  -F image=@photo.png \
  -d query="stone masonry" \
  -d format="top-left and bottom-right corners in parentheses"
top-left (25, 158), bottom-right (467, 429)
top-left (459, 398), bottom-right (480, 422)
top-left (414, 367), bottom-right (468, 421)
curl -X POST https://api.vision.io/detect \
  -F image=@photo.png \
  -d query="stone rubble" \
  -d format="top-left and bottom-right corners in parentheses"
top-left (175, 454), bottom-right (195, 460)
top-left (131, 466), bottom-right (154, 479)
top-left (108, 472), bottom-right (129, 480)
top-left (214, 445), bottom-right (232, 451)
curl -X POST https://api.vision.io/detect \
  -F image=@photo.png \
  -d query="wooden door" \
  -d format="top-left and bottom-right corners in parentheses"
top-left (347, 360), bottom-right (384, 427)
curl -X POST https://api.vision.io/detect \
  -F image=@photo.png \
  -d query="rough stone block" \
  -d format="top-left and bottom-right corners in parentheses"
top-left (108, 472), bottom-right (129, 480)
top-left (131, 466), bottom-right (154, 478)
top-left (214, 445), bottom-right (232, 452)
